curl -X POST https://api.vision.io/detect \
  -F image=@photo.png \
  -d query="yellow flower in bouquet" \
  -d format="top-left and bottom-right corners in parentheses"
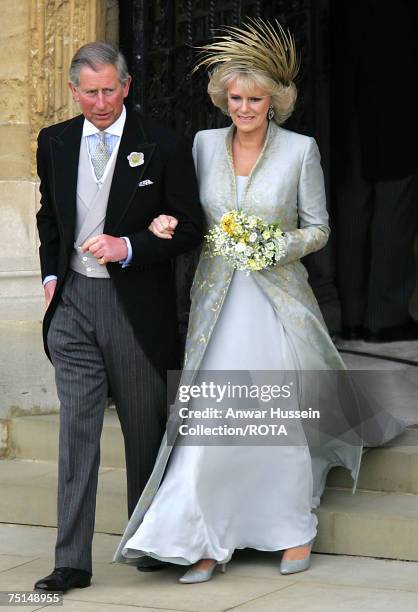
top-left (220, 212), bottom-right (239, 237)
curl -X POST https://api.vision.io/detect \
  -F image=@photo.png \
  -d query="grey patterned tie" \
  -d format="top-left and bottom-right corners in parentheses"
top-left (91, 131), bottom-right (110, 180)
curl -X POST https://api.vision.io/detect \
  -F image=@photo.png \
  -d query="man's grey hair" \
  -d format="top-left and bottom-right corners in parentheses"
top-left (69, 41), bottom-right (130, 86)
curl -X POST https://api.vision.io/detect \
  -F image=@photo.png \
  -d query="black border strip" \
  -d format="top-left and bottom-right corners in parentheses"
top-left (339, 348), bottom-right (418, 368)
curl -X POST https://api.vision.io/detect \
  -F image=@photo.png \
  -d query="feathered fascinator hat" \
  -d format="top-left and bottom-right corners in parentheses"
top-left (192, 18), bottom-right (299, 87)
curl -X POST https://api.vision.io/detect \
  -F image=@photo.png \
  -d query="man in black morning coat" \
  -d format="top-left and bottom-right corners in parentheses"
top-left (34, 42), bottom-right (203, 592)
top-left (333, 0), bottom-right (418, 341)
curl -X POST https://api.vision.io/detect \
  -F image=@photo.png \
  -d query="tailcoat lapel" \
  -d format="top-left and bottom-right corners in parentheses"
top-left (104, 111), bottom-right (156, 233)
top-left (50, 115), bottom-right (84, 250)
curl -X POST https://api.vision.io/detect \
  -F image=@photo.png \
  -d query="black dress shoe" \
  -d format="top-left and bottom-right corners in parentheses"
top-left (34, 567), bottom-right (91, 593)
top-left (364, 319), bottom-right (418, 343)
top-left (137, 556), bottom-right (169, 572)
top-left (340, 325), bottom-right (366, 341)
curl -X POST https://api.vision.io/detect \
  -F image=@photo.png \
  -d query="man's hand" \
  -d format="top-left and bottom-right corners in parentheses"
top-left (44, 279), bottom-right (57, 309)
top-left (81, 234), bottom-right (128, 264)
top-left (148, 215), bottom-right (178, 239)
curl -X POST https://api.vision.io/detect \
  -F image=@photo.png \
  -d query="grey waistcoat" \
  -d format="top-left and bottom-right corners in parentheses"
top-left (70, 136), bottom-right (118, 278)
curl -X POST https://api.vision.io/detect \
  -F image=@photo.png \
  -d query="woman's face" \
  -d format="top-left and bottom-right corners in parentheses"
top-left (227, 79), bottom-right (271, 134)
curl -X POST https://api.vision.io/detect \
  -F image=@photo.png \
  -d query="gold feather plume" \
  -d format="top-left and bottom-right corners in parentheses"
top-left (192, 18), bottom-right (299, 86)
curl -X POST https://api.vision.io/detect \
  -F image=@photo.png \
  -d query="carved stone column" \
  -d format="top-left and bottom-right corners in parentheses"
top-left (0, 0), bottom-right (119, 419)
top-left (29, 0), bottom-right (120, 169)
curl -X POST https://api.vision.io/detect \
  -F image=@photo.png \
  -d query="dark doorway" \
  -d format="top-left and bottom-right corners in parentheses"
top-left (119, 0), bottom-right (340, 334)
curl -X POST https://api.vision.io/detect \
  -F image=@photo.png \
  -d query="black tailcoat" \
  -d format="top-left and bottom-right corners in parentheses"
top-left (36, 109), bottom-right (204, 377)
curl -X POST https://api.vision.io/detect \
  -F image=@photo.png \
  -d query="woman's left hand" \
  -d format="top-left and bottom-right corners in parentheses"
top-left (148, 214), bottom-right (178, 239)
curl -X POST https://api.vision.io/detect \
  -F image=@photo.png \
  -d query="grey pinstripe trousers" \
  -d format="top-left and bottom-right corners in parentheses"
top-left (47, 271), bottom-right (166, 572)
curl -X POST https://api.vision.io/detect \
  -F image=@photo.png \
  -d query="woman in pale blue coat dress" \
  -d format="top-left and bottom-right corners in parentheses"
top-left (113, 20), bottom-right (403, 583)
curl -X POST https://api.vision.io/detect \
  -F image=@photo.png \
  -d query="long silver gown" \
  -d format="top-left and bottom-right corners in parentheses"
top-left (121, 177), bottom-right (317, 565)
top-left (113, 123), bottom-right (405, 567)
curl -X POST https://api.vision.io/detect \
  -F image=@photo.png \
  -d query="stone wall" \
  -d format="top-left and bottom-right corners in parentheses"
top-left (0, 0), bottom-right (119, 418)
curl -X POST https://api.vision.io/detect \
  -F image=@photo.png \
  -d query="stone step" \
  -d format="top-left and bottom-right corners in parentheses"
top-left (0, 458), bottom-right (128, 535)
top-left (6, 414), bottom-right (418, 494)
top-left (327, 428), bottom-right (418, 495)
top-left (6, 411), bottom-right (125, 467)
top-left (315, 487), bottom-right (418, 561)
top-left (1, 458), bottom-right (418, 561)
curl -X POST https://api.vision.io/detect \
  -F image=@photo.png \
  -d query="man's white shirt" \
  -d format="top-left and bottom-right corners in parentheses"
top-left (43, 105), bottom-right (132, 286)
top-left (83, 105), bottom-right (126, 185)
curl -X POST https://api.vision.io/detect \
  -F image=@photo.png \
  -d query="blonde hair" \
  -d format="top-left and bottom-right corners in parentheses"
top-left (207, 64), bottom-right (297, 125)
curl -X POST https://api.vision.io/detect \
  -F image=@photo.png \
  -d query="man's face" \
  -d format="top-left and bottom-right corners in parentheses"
top-left (69, 64), bottom-right (131, 130)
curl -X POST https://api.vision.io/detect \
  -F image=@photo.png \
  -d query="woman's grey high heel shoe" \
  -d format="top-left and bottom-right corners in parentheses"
top-left (179, 561), bottom-right (227, 584)
top-left (279, 539), bottom-right (314, 575)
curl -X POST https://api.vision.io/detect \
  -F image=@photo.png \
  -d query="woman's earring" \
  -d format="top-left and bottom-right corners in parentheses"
top-left (268, 105), bottom-right (275, 121)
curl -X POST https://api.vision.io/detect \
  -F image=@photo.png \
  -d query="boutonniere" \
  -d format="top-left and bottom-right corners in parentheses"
top-left (127, 152), bottom-right (144, 167)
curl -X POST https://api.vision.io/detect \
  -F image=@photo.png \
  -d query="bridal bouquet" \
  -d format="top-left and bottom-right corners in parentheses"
top-left (205, 210), bottom-right (286, 272)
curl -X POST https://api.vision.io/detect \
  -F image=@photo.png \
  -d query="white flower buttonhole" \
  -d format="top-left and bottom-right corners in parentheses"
top-left (127, 152), bottom-right (144, 167)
